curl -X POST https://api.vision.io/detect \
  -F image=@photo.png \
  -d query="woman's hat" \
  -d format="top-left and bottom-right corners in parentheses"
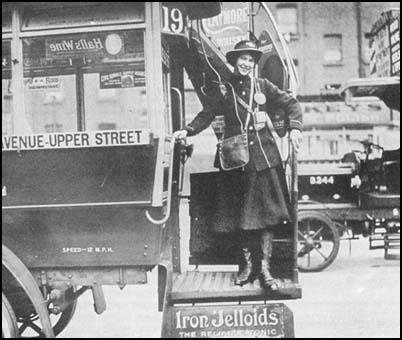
top-left (226, 40), bottom-right (263, 66)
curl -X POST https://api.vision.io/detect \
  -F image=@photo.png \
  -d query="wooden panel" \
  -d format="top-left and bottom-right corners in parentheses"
top-left (2, 206), bottom-right (163, 268)
top-left (171, 271), bottom-right (301, 304)
top-left (2, 141), bottom-right (158, 207)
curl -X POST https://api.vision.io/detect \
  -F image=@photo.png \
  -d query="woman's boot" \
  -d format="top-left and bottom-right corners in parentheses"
top-left (235, 247), bottom-right (253, 286)
top-left (260, 230), bottom-right (277, 290)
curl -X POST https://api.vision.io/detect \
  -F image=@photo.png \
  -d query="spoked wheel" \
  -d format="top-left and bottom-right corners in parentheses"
top-left (2, 245), bottom-right (54, 338)
top-left (2, 292), bottom-right (19, 338)
top-left (11, 287), bottom-right (78, 338)
top-left (297, 211), bottom-right (340, 272)
top-left (18, 302), bottom-right (77, 337)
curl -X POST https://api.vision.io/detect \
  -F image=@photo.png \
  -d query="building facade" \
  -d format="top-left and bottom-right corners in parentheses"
top-left (265, 2), bottom-right (400, 161)
top-left (266, 2), bottom-right (399, 95)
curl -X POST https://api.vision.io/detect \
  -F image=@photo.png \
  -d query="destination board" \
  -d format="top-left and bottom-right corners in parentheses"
top-left (2, 129), bottom-right (151, 152)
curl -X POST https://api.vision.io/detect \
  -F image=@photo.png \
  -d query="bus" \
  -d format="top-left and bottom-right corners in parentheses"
top-left (2, 2), bottom-right (300, 337)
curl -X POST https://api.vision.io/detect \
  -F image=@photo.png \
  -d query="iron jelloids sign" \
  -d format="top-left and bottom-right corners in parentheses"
top-left (162, 303), bottom-right (295, 338)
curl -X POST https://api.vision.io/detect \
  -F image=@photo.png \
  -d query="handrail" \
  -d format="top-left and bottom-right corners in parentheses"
top-left (289, 139), bottom-right (299, 282)
top-left (171, 87), bottom-right (186, 195)
top-left (145, 136), bottom-right (176, 225)
top-left (171, 87), bottom-right (185, 129)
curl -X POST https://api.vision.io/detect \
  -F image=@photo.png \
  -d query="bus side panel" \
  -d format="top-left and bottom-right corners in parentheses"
top-left (2, 206), bottom-right (163, 268)
top-left (2, 141), bottom-right (158, 207)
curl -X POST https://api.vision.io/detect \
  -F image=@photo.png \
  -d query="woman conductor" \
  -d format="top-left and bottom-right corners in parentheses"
top-left (174, 40), bottom-right (303, 289)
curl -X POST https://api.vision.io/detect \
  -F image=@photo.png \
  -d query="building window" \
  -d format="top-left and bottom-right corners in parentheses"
top-left (276, 4), bottom-right (298, 39)
top-left (329, 140), bottom-right (339, 156)
top-left (323, 34), bottom-right (342, 65)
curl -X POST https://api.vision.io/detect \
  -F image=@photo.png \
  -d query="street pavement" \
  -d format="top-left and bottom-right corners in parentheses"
top-left (60, 201), bottom-right (400, 338)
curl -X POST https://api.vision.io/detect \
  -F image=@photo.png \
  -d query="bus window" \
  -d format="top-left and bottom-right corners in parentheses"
top-left (2, 40), bottom-right (12, 136)
top-left (22, 30), bottom-right (146, 133)
top-left (2, 10), bottom-right (11, 33)
top-left (21, 3), bottom-right (144, 31)
top-left (22, 37), bottom-right (78, 134)
top-left (162, 70), bottom-right (172, 134)
top-left (84, 70), bottom-right (147, 131)
top-left (84, 31), bottom-right (147, 131)
top-left (24, 74), bottom-right (77, 133)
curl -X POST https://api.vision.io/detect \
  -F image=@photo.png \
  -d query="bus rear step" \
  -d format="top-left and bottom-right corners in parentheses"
top-left (170, 271), bottom-right (301, 304)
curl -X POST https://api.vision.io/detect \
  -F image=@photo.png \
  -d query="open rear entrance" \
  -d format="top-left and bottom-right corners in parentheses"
top-left (166, 171), bottom-right (300, 306)
top-left (188, 172), bottom-right (298, 273)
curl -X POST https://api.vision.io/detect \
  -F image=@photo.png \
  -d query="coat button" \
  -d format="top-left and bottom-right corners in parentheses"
top-left (249, 126), bottom-right (254, 131)
top-left (249, 141), bottom-right (254, 145)
top-left (242, 91), bottom-right (246, 95)
top-left (239, 81), bottom-right (243, 84)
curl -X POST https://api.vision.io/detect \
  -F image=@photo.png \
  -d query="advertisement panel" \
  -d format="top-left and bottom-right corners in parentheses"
top-left (202, 2), bottom-right (249, 55)
top-left (162, 304), bottom-right (295, 338)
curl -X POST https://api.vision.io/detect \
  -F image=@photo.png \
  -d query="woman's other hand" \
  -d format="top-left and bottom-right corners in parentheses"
top-left (290, 129), bottom-right (303, 153)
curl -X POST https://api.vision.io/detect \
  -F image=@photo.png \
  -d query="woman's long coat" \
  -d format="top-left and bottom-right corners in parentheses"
top-left (185, 74), bottom-right (303, 232)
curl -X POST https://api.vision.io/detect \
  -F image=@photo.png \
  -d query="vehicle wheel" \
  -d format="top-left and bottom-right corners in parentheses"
top-left (7, 286), bottom-right (77, 338)
top-left (19, 300), bottom-right (77, 338)
top-left (2, 292), bottom-right (19, 338)
top-left (297, 211), bottom-right (340, 272)
top-left (2, 245), bottom-right (54, 337)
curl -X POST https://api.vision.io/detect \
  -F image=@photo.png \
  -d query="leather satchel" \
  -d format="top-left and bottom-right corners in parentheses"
top-left (219, 132), bottom-right (249, 171)
top-left (218, 82), bottom-right (252, 171)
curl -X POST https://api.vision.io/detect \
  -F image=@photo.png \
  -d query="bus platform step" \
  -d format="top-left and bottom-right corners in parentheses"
top-left (170, 271), bottom-right (301, 305)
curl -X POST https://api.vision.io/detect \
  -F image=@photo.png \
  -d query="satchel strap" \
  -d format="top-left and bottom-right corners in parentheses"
top-left (225, 82), bottom-right (251, 136)
top-left (227, 76), bottom-right (256, 129)
top-left (236, 78), bottom-right (276, 133)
